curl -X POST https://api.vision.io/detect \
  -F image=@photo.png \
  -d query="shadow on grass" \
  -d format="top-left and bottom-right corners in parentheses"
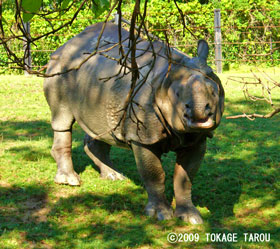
top-left (0, 120), bottom-right (53, 140)
top-left (8, 146), bottom-right (51, 161)
top-left (0, 184), bottom-right (158, 248)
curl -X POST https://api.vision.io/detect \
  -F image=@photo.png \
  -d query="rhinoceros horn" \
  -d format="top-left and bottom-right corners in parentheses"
top-left (198, 40), bottom-right (225, 125)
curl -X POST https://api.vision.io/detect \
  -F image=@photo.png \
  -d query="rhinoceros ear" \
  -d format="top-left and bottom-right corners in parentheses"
top-left (197, 39), bottom-right (209, 63)
top-left (207, 71), bottom-right (225, 124)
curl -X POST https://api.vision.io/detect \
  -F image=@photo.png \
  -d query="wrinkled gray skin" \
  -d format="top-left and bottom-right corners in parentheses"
top-left (44, 22), bottom-right (224, 224)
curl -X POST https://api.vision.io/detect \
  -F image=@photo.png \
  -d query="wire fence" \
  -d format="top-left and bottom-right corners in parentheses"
top-left (1, 8), bottom-right (279, 73)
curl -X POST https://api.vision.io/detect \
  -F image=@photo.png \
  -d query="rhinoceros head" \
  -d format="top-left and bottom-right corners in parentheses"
top-left (155, 40), bottom-right (224, 133)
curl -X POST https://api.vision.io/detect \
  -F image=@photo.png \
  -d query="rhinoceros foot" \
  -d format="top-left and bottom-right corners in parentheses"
top-left (54, 171), bottom-right (81, 186)
top-left (100, 167), bottom-right (126, 181)
top-left (175, 205), bottom-right (203, 224)
top-left (145, 201), bottom-right (173, 221)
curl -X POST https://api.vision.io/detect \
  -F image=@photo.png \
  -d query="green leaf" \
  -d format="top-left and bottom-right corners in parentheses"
top-left (62, 0), bottom-right (72, 10)
top-left (1, 16), bottom-right (7, 25)
top-left (22, 0), bottom-right (42, 22)
top-left (92, 0), bottom-right (110, 18)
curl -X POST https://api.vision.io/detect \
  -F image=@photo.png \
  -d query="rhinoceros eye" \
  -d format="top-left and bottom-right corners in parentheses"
top-left (208, 81), bottom-right (218, 97)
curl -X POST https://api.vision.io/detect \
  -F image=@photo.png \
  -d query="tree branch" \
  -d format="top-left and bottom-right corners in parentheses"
top-left (226, 108), bottom-right (280, 120)
top-left (226, 68), bottom-right (280, 120)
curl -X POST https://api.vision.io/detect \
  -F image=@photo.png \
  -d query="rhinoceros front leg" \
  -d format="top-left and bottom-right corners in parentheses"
top-left (174, 138), bottom-right (206, 224)
top-left (51, 131), bottom-right (81, 186)
top-left (84, 134), bottom-right (126, 180)
top-left (131, 141), bottom-right (173, 221)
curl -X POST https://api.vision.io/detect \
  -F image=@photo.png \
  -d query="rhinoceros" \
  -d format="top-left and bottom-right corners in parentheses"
top-left (44, 22), bottom-right (224, 224)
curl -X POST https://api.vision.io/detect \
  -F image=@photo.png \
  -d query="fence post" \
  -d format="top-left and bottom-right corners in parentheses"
top-left (270, 35), bottom-right (273, 62)
top-left (23, 22), bottom-right (32, 75)
top-left (214, 9), bottom-right (222, 73)
top-left (114, 12), bottom-right (119, 24)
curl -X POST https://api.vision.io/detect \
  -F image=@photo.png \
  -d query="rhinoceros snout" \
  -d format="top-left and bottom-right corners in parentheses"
top-left (182, 100), bottom-right (216, 130)
top-left (184, 102), bottom-right (214, 122)
top-left (204, 103), bottom-right (215, 120)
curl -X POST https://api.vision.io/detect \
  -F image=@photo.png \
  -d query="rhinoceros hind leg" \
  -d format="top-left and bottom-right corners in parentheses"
top-left (51, 131), bottom-right (81, 186)
top-left (84, 134), bottom-right (126, 180)
top-left (145, 200), bottom-right (173, 221)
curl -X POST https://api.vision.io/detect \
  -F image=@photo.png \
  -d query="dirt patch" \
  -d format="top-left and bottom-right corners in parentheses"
top-left (0, 180), bottom-right (12, 188)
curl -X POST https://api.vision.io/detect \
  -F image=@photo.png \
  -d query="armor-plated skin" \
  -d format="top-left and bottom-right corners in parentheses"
top-left (44, 22), bottom-right (224, 224)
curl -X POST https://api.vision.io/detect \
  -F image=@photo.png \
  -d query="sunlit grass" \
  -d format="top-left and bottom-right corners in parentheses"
top-left (0, 72), bottom-right (279, 248)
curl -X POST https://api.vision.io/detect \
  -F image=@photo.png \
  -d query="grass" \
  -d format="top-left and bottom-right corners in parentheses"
top-left (0, 71), bottom-right (280, 249)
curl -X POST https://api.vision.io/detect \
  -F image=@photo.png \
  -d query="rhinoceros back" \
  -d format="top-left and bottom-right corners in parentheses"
top-left (44, 22), bottom-right (176, 145)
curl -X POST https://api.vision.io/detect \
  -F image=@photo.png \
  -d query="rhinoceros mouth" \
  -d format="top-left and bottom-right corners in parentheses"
top-left (184, 117), bottom-right (215, 130)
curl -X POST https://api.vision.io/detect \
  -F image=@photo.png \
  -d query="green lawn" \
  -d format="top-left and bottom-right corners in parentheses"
top-left (0, 71), bottom-right (279, 249)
